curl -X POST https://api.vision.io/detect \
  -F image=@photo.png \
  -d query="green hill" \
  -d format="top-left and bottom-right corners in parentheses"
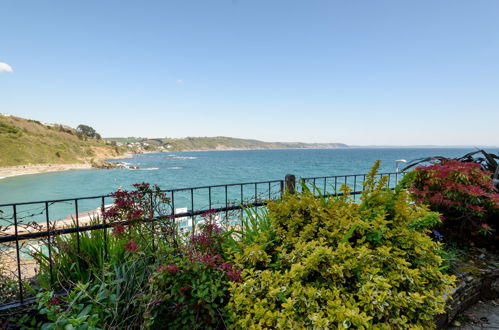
top-left (107, 136), bottom-right (348, 152)
top-left (0, 115), bottom-right (124, 167)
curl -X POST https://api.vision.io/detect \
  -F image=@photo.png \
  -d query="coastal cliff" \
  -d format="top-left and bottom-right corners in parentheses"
top-left (0, 115), bottom-right (127, 167)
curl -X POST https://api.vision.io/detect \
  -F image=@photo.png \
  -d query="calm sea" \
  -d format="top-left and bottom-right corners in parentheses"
top-left (0, 148), bottom-right (493, 224)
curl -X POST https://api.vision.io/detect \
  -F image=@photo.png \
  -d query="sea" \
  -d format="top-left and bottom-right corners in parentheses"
top-left (0, 147), bottom-right (494, 225)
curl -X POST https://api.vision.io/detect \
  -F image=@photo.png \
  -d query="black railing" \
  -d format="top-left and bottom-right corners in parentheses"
top-left (0, 171), bottom-right (403, 310)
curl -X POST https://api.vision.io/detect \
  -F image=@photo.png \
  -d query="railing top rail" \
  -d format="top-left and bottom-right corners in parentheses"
top-left (165, 179), bottom-right (284, 193)
top-left (0, 194), bottom-right (115, 208)
top-left (301, 172), bottom-right (401, 180)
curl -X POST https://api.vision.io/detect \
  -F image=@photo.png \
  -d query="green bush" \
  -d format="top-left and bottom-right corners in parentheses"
top-left (141, 219), bottom-right (241, 329)
top-left (33, 219), bottom-right (127, 290)
top-left (228, 161), bottom-right (455, 329)
top-left (0, 274), bottom-right (17, 305)
top-left (33, 183), bottom-right (174, 290)
top-left (32, 256), bottom-right (150, 329)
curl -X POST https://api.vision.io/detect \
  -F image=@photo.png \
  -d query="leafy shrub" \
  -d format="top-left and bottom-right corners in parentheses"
top-left (34, 183), bottom-right (174, 290)
top-left (228, 161), bottom-right (455, 329)
top-left (403, 149), bottom-right (499, 183)
top-left (0, 274), bottom-right (17, 305)
top-left (222, 207), bottom-right (275, 256)
top-left (38, 256), bottom-right (149, 329)
top-left (102, 182), bottom-right (176, 249)
top-left (402, 158), bottom-right (499, 245)
top-left (34, 221), bottom-right (127, 290)
top-left (141, 218), bottom-right (241, 329)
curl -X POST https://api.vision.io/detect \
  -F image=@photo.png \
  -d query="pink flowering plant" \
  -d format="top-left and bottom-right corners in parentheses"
top-left (102, 182), bottom-right (176, 253)
top-left (403, 158), bottom-right (498, 244)
top-left (102, 183), bottom-right (171, 229)
top-left (141, 213), bottom-right (241, 329)
top-left (30, 184), bottom-right (240, 328)
top-left (33, 182), bottom-right (173, 292)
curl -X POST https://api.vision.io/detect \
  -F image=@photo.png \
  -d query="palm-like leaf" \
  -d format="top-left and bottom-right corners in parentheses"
top-left (403, 149), bottom-right (498, 181)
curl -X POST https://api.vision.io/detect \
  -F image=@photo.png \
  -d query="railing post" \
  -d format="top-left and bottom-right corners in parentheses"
top-left (285, 174), bottom-right (296, 194)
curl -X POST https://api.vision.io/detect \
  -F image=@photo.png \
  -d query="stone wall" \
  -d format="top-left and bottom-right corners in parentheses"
top-left (435, 249), bottom-right (499, 328)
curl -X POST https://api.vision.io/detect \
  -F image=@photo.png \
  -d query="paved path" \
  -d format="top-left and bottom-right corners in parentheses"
top-left (449, 299), bottom-right (499, 329)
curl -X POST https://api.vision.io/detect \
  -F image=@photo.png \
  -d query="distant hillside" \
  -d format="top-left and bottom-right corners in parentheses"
top-left (106, 136), bottom-right (348, 152)
top-left (0, 115), bottom-right (125, 167)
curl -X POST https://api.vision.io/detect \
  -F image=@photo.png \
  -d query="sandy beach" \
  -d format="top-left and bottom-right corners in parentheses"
top-left (0, 163), bottom-right (93, 180)
top-left (0, 153), bottom-right (135, 180)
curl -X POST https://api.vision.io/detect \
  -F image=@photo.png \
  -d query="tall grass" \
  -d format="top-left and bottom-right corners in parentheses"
top-left (33, 216), bottom-right (125, 290)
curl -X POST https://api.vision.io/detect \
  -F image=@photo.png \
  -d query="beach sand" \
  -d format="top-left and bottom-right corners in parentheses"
top-left (0, 153), bottom-right (135, 179)
top-left (0, 163), bottom-right (93, 180)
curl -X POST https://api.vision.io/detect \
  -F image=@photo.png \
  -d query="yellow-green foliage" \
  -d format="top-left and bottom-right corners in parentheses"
top-left (228, 161), bottom-right (455, 329)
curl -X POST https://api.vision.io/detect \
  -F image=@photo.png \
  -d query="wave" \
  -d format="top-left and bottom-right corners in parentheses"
top-left (140, 167), bottom-right (159, 171)
top-left (167, 166), bottom-right (183, 170)
top-left (164, 155), bottom-right (198, 160)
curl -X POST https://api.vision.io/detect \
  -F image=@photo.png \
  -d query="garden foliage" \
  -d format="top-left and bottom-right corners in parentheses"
top-left (140, 213), bottom-right (241, 329)
top-left (12, 162), bottom-right (459, 329)
top-left (228, 161), bottom-right (455, 329)
top-left (29, 188), bottom-right (239, 329)
top-left (402, 158), bottom-right (498, 244)
top-left (403, 149), bottom-right (499, 182)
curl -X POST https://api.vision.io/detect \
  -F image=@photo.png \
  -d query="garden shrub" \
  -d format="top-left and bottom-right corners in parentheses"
top-left (0, 273), bottom-right (17, 305)
top-left (402, 158), bottom-right (499, 246)
top-left (228, 161), bottom-right (455, 329)
top-left (25, 182), bottom-right (178, 328)
top-left (34, 182), bottom-right (174, 291)
top-left (31, 256), bottom-right (150, 329)
top-left (140, 216), bottom-right (241, 329)
top-left (24, 245), bottom-right (153, 329)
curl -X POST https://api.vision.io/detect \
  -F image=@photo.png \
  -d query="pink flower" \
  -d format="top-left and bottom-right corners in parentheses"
top-left (112, 224), bottom-right (126, 236)
top-left (48, 297), bottom-right (61, 306)
top-left (199, 253), bottom-right (222, 268)
top-left (124, 239), bottom-right (140, 252)
top-left (130, 209), bottom-right (144, 219)
top-left (219, 262), bottom-right (234, 271)
top-left (467, 204), bottom-right (485, 212)
top-left (481, 223), bottom-right (492, 230)
top-left (202, 209), bottom-right (216, 219)
top-left (155, 265), bottom-right (168, 272)
top-left (157, 263), bottom-right (180, 274)
top-left (165, 263), bottom-right (180, 273)
top-left (226, 269), bottom-right (242, 282)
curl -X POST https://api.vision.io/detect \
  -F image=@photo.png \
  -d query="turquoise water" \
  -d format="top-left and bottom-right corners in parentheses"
top-left (0, 148), bottom-right (491, 225)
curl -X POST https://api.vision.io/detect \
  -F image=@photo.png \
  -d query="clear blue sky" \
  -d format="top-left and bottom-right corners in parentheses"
top-left (1, 0), bottom-right (498, 146)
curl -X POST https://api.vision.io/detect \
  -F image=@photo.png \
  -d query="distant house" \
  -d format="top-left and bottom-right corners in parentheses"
top-left (1, 113), bottom-right (11, 117)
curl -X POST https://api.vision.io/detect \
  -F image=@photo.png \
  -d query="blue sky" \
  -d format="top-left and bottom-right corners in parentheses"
top-left (1, 0), bottom-right (498, 146)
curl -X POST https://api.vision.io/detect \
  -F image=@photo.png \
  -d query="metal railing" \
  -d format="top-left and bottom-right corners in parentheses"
top-left (0, 171), bottom-right (402, 310)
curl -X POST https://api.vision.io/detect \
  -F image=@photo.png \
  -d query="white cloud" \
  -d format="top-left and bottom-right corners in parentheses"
top-left (0, 62), bottom-right (13, 73)
top-left (176, 79), bottom-right (184, 84)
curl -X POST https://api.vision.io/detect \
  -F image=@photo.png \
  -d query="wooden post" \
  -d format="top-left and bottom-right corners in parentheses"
top-left (285, 174), bottom-right (296, 194)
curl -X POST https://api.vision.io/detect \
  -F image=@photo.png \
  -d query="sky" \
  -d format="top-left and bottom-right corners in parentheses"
top-left (1, 0), bottom-right (498, 146)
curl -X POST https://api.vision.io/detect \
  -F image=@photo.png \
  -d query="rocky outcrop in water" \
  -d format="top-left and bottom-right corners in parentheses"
top-left (90, 159), bottom-right (138, 170)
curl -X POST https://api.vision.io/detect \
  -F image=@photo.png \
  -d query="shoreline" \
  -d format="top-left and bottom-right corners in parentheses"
top-left (0, 163), bottom-right (93, 180)
top-left (0, 153), bottom-right (134, 180)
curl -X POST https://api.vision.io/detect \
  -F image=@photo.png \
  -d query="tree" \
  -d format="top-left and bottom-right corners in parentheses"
top-left (76, 124), bottom-right (97, 139)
